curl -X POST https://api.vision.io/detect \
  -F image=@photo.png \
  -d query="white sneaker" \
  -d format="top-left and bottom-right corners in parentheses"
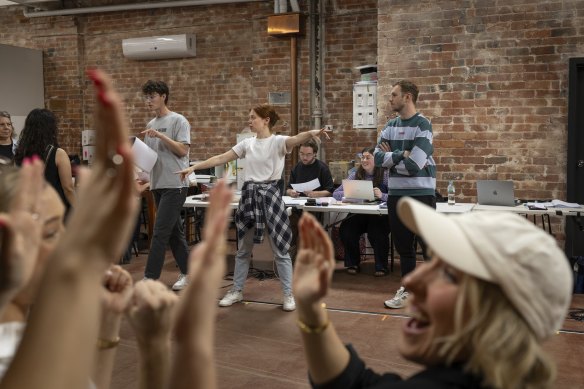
top-left (282, 294), bottom-right (296, 312)
top-left (172, 274), bottom-right (188, 291)
top-left (219, 290), bottom-right (243, 307)
top-left (384, 286), bottom-right (408, 309)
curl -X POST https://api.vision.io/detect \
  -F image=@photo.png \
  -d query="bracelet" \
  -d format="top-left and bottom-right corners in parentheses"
top-left (96, 336), bottom-right (120, 350)
top-left (297, 303), bottom-right (330, 334)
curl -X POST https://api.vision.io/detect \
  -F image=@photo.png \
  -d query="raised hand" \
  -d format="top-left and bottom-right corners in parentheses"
top-left (168, 180), bottom-right (233, 389)
top-left (101, 265), bottom-right (133, 315)
top-left (293, 212), bottom-right (335, 308)
top-left (126, 279), bottom-right (178, 389)
top-left (174, 179), bottom-right (233, 336)
top-left (0, 157), bottom-right (44, 304)
top-left (57, 69), bottom-right (139, 266)
top-left (126, 279), bottom-right (178, 345)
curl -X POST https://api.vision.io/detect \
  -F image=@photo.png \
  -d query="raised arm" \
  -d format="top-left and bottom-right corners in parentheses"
top-left (176, 150), bottom-right (238, 181)
top-left (0, 69), bottom-right (139, 389)
top-left (169, 179), bottom-right (233, 389)
top-left (125, 279), bottom-right (178, 389)
top-left (92, 265), bottom-right (133, 389)
top-left (285, 128), bottom-right (331, 152)
top-left (294, 212), bottom-right (350, 384)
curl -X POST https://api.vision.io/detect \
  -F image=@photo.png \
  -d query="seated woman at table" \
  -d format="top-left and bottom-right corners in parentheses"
top-left (332, 147), bottom-right (390, 276)
top-left (293, 200), bottom-right (572, 389)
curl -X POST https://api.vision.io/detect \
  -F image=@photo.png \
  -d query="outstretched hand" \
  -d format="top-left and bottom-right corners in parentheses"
top-left (0, 157), bottom-right (44, 300)
top-left (293, 212), bottom-right (335, 308)
top-left (176, 166), bottom-right (193, 182)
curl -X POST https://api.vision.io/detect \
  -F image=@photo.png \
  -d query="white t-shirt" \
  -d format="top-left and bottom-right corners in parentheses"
top-left (144, 111), bottom-right (190, 189)
top-left (232, 134), bottom-right (289, 182)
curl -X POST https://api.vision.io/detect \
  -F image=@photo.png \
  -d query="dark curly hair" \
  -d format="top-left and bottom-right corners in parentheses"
top-left (142, 80), bottom-right (169, 104)
top-left (14, 108), bottom-right (60, 166)
top-left (355, 146), bottom-right (385, 188)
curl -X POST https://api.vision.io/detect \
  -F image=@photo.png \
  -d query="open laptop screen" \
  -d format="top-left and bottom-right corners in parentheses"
top-left (476, 180), bottom-right (515, 206)
top-left (342, 179), bottom-right (376, 202)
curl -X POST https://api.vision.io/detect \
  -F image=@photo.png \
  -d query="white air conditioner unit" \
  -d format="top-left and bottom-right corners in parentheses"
top-left (122, 34), bottom-right (196, 61)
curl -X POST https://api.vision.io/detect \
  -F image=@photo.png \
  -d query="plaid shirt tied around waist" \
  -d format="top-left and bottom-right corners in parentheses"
top-left (235, 181), bottom-right (292, 253)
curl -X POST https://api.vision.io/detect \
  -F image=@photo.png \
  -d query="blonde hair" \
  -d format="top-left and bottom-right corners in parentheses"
top-left (433, 275), bottom-right (556, 389)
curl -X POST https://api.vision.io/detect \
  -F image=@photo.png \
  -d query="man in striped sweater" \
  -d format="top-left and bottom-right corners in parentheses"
top-left (374, 80), bottom-right (437, 309)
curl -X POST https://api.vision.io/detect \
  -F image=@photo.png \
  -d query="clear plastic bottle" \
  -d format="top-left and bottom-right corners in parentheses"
top-left (447, 180), bottom-right (455, 206)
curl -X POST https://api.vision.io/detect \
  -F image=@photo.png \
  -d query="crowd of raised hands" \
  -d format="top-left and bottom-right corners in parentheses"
top-left (0, 69), bottom-right (233, 389)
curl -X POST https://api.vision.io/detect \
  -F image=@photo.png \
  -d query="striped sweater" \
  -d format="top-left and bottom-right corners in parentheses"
top-left (374, 112), bottom-right (436, 196)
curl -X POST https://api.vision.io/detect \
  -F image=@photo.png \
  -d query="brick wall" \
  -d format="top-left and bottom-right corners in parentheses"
top-left (2, 0), bottom-right (581, 210)
top-left (378, 0), bottom-right (584, 205)
top-left (0, 1), bottom-right (378, 170)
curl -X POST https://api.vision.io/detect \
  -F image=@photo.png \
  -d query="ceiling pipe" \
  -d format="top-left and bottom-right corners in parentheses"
top-left (23, 0), bottom-right (266, 18)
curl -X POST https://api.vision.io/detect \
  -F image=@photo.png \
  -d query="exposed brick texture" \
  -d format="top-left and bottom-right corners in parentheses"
top-left (378, 0), bottom-right (584, 209)
top-left (0, 0), bottom-right (377, 171)
top-left (1, 0), bottom-right (583, 239)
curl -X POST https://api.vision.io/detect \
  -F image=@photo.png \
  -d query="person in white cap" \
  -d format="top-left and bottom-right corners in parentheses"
top-left (292, 197), bottom-right (572, 389)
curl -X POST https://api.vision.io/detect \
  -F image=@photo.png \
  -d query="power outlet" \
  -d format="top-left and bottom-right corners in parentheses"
top-left (324, 125), bottom-right (333, 131)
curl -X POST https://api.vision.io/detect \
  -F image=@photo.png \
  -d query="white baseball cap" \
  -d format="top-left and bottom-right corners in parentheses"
top-left (397, 197), bottom-right (573, 341)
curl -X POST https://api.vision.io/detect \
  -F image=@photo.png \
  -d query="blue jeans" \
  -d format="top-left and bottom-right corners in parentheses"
top-left (232, 227), bottom-right (293, 295)
top-left (144, 188), bottom-right (189, 279)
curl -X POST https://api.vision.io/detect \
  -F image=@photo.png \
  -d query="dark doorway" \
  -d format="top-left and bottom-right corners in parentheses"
top-left (565, 58), bottom-right (584, 257)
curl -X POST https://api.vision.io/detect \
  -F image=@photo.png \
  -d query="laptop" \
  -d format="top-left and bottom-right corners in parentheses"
top-left (476, 180), bottom-right (516, 207)
top-left (342, 179), bottom-right (376, 202)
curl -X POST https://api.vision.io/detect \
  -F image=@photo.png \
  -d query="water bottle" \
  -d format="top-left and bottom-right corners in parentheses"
top-left (447, 180), bottom-right (455, 205)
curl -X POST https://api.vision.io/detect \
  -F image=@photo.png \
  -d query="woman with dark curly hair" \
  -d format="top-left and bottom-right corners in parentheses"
top-left (14, 108), bottom-right (75, 211)
top-left (332, 146), bottom-right (390, 276)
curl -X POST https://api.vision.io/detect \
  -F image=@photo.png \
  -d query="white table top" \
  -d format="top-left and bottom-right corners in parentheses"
top-left (184, 195), bottom-right (584, 218)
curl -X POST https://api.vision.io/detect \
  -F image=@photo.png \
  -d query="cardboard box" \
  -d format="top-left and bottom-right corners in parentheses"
top-left (329, 161), bottom-right (354, 185)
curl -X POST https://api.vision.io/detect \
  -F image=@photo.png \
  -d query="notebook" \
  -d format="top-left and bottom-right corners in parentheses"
top-left (342, 179), bottom-right (376, 202)
top-left (476, 180), bottom-right (516, 207)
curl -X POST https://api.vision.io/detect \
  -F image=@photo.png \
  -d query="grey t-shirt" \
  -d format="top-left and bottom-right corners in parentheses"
top-left (144, 111), bottom-right (190, 189)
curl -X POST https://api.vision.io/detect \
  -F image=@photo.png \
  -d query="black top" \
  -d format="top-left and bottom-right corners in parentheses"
top-left (311, 345), bottom-right (485, 389)
top-left (44, 146), bottom-right (71, 211)
top-left (287, 159), bottom-right (334, 194)
top-left (0, 142), bottom-right (13, 161)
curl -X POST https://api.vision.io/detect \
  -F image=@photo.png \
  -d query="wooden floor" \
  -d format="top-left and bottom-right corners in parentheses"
top-left (112, 240), bottom-right (584, 388)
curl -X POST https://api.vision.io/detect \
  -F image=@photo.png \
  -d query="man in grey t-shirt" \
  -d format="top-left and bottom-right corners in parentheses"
top-left (141, 80), bottom-right (191, 290)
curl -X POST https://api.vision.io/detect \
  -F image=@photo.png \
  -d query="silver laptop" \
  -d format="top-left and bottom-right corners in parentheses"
top-left (342, 179), bottom-right (376, 202)
top-left (476, 180), bottom-right (516, 206)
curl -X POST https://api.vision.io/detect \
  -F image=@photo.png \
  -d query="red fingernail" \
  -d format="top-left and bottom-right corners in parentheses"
top-left (23, 157), bottom-right (31, 166)
top-left (98, 90), bottom-right (112, 107)
top-left (87, 69), bottom-right (104, 89)
top-left (31, 154), bottom-right (40, 162)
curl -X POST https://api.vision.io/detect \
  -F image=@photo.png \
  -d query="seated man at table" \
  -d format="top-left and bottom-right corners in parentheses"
top-left (286, 139), bottom-right (334, 199)
top-left (286, 139), bottom-right (334, 260)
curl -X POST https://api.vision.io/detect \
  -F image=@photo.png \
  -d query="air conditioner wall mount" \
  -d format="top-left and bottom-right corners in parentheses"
top-left (122, 34), bottom-right (196, 61)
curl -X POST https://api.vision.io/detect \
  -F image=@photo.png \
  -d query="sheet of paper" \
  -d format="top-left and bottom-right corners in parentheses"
top-left (290, 178), bottom-right (320, 193)
top-left (130, 136), bottom-right (158, 173)
top-left (525, 200), bottom-right (582, 208)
